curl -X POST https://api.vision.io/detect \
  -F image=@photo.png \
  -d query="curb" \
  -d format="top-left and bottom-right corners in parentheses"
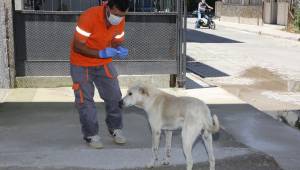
top-left (215, 21), bottom-right (300, 42)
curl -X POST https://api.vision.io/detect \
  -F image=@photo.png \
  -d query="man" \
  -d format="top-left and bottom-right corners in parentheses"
top-left (198, 0), bottom-right (213, 21)
top-left (70, 0), bottom-right (129, 149)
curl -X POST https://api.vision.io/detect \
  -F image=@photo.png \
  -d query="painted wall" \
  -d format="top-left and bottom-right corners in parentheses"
top-left (277, 2), bottom-right (289, 25)
top-left (263, 1), bottom-right (277, 24)
top-left (0, 0), bottom-right (10, 88)
top-left (215, 1), bottom-right (263, 25)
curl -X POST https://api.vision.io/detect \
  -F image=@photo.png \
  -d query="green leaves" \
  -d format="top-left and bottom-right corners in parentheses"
top-left (294, 9), bottom-right (300, 32)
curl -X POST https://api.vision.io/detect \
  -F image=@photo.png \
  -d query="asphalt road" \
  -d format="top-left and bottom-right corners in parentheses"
top-left (186, 20), bottom-right (300, 79)
top-left (186, 19), bottom-right (300, 112)
top-left (0, 102), bottom-right (281, 170)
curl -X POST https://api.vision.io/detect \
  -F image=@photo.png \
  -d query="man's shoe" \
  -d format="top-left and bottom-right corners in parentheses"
top-left (111, 129), bottom-right (127, 144)
top-left (84, 135), bottom-right (104, 149)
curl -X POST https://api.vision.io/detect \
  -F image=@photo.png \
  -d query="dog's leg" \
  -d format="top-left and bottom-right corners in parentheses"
top-left (147, 129), bottom-right (161, 168)
top-left (202, 130), bottom-right (215, 170)
top-left (182, 125), bottom-right (200, 170)
top-left (162, 130), bottom-right (172, 165)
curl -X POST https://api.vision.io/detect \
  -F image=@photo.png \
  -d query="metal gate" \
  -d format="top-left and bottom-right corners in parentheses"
top-left (13, 0), bottom-right (186, 86)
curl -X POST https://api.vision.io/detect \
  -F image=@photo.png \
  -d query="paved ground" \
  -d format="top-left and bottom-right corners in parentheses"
top-left (187, 18), bottom-right (300, 83)
top-left (213, 103), bottom-right (300, 170)
top-left (187, 18), bottom-right (300, 125)
top-left (1, 18), bottom-right (300, 170)
top-left (0, 87), bottom-right (284, 170)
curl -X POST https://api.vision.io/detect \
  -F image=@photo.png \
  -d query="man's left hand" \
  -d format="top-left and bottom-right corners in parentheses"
top-left (116, 46), bottom-right (128, 59)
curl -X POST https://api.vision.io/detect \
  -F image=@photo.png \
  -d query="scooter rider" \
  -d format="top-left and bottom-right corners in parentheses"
top-left (197, 0), bottom-right (213, 21)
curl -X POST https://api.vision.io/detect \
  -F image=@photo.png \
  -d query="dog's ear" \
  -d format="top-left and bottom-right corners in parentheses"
top-left (139, 87), bottom-right (149, 96)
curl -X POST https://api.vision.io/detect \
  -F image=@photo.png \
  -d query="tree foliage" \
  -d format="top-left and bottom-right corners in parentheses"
top-left (295, 9), bottom-right (300, 31)
top-left (293, 0), bottom-right (300, 31)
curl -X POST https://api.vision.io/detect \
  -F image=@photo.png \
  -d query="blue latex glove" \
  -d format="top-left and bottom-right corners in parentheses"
top-left (116, 46), bottom-right (128, 59)
top-left (98, 48), bottom-right (118, 58)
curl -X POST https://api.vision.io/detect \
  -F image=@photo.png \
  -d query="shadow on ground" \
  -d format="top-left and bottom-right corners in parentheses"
top-left (0, 102), bottom-right (241, 150)
top-left (187, 56), bottom-right (229, 78)
top-left (187, 29), bottom-right (244, 43)
top-left (0, 102), bottom-right (282, 170)
top-left (185, 77), bottom-right (205, 89)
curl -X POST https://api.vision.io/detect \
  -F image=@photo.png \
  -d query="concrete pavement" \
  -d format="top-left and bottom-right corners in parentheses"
top-left (0, 87), bottom-right (285, 170)
top-left (186, 19), bottom-right (300, 126)
top-left (1, 18), bottom-right (300, 170)
top-left (183, 19), bottom-right (300, 170)
top-left (212, 103), bottom-right (300, 170)
top-left (2, 18), bottom-right (300, 170)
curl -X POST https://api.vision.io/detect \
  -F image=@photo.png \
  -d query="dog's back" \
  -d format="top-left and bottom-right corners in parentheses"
top-left (151, 89), bottom-right (219, 133)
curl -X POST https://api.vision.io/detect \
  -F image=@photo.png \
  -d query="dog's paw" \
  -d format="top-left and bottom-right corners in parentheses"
top-left (162, 159), bottom-right (170, 166)
top-left (146, 163), bottom-right (154, 168)
top-left (162, 155), bottom-right (171, 166)
top-left (146, 160), bottom-right (156, 168)
top-left (209, 165), bottom-right (216, 170)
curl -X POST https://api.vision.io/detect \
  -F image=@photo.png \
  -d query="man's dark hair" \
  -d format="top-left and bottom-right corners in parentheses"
top-left (108, 0), bottom-right (129, 12)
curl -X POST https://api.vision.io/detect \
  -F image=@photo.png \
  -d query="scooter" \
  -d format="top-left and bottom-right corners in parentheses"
top-left (195, 9), bottom-right (216, 29)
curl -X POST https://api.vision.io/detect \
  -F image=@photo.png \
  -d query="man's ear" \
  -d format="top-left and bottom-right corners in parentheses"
top-left (139, 87), bottom-right (149, 96)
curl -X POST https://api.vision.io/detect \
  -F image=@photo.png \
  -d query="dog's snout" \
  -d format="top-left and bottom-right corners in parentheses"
top-left (119, 99), bottom-right (124, 109)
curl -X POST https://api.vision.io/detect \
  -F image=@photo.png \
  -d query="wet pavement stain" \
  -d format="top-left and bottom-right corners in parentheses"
top-left (205, 66), bottom-right (300, 112)
top-left (240, 67), bottom-right (288, 91)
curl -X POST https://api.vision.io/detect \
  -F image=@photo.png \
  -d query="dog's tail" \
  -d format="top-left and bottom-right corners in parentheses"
top-left (208, 114), bottom-right (220, 133)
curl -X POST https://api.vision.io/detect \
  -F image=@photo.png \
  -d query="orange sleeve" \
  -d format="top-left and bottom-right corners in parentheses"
top-left (74, 9), bottom-right (94, 42)
top-left (112, 19), bottom-right (125, 44)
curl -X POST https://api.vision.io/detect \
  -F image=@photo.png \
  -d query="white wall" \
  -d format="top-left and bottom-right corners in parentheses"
top-left (263, 1), bottom-right (277, 24)
top-left (277, 2), bottom-right (289, 25)
top-left (0, 0), bottom-right (10, 88)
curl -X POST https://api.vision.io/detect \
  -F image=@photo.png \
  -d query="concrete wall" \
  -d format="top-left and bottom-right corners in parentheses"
top-left (0, 0), bottom-right (10, 88)
top-left (216, 1), bottom-right (263, 25)
top-left (215, 1), bottom-right (223, 17)
top-left (263, 0), bottom-right (290, 26)
top-left (277, 2), bottom-right (289, 25)
top-left (223, 0), bottom-right (262, 5)
top-left (263, 1), bottom-right (277, 24)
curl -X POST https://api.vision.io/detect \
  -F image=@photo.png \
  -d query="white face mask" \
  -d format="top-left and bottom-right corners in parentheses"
top-left (107, 8), bottom-right (123, 25)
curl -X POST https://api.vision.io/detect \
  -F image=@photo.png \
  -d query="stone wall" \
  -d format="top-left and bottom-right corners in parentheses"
top-left (215, 1), bottom-right (263, 25)
top-left (0, 0), bottom-right (10, 88)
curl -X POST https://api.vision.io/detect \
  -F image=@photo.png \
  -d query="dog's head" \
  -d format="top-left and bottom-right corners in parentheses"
top-left (119, 84), bottom-right (149, 108)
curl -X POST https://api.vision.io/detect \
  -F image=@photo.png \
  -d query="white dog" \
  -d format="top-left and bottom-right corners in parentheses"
top-left (120, 84), bottom-right (220, 170)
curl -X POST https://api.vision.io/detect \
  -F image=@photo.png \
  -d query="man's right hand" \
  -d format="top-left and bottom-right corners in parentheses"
top-left (98, 48), bottom-right (118, 58)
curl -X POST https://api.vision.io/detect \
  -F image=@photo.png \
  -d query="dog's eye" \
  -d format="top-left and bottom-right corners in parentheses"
top-left (128, 92), bottom-right (132, 96)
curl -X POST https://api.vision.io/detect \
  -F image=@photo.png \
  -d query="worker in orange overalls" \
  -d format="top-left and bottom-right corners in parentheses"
top-left (70, 0), bottom-right (129, 149)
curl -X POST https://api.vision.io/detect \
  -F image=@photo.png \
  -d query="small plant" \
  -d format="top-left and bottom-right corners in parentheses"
top-left (294, 9), bottom-right (300, 32)
top-left (293, 0), bottom-right (300, 32)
